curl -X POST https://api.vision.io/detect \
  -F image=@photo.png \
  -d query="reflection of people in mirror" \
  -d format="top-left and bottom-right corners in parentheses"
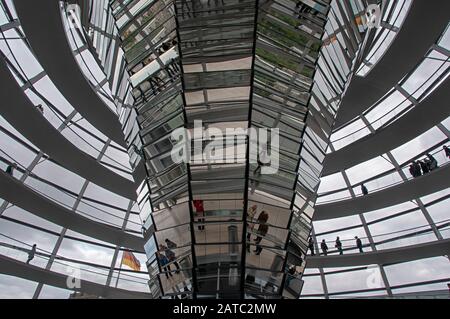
top-left (285, 265), bottom-right (297, 287)
top-left (254, 211), bottom-right (269, 255)
top-left (193, 200), bottom-right (205, 230)
top-left (246, 204), bottom-right (258, 252)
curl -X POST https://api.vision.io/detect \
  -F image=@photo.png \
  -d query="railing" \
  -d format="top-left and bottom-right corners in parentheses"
top-left (317, 145), bottom-right (450, 204)
top-left (0, 233), bottom-right (150, 293)
top-left (309, 219), bottom-right (450, 256)
top-left (0, 154), bottom-right (142, 232)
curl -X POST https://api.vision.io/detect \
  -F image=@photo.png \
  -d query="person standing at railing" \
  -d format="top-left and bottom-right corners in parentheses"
top-left (5, 163), bottom-right (17, 177)
top-left (409, 162), bottom-right (415, 177)
top-left (335, 237), bottom-right (343, 255)
top-left (414, 161), bottom-right (422, 176)
top-left (26, 244), bottom-right (36, 264)
top-left (409, 161), bottom-right (422, 178)
top-left (361, 184), bottom-right (369, 196)
top-left (193, 199), bottom-right (205, 231)
top-left (253, 223), bottom-right (268, 256)
top-left (427, 153), bottom-right (438, 171)
top-left (320, 239), bottom-right (328, 256)
top-left (419, 160), bottom-right (430, 175)
top-left (308, 237), bottom-right (315, 256)
top-left (149, 76), bottom-right (164, 95)
top-left (285, 265), bottom-right (297, 288)
top-left (160, 244), bottom-right (180, 274)
top-left (156, 251), bottom-right (173, 279)
top-left (295, 1), bottom-right (315, 17)
top-left (165, 60), bottom-right (176, 80)
top-left (141, 220), bottom-right (146, 236)
top-left (444, 146), bottom-right (450, 159)
top-left (253, 211), bottom-right (269, 255)
top-left (246, 204), bottom-right (258, 253)
top-left (36, 104), bottom-right (44, 114)
top-left (355, 236), bottom-right (363, 253)
top-left (132, 144), bottom-right (144, 159)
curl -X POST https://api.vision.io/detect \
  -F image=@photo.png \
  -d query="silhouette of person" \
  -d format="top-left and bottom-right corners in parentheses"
top-left (444, 146), bottom-right (450, 159)
top-left (308, 237), bottom-right (315, 256)
top-left (355, 236), bottom-right (363, 253)
top-left (419, 160), bottom-right (429, 175)
top-left (253, 212), bottom-right (269, 255)
top-left (335, 237), bottom-right (343, 255)
top-left (156, 251), bottom-right (173, 278)
top-left (5, 163), bottom-right (17, 176)
top-left (361, 184), bottom-right (369, 196)
top-left (27, 244), bottom-right (36, 264)
top-left (320, 239), bottom-right (328, 256)
top-left (427, 153), bottom-right (438, 171)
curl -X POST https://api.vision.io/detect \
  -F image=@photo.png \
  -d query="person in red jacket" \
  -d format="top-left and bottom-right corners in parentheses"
top-left (193, 200), bottom-right (205, 230)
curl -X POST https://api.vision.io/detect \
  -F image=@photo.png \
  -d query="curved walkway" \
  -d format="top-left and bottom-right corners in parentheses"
top-left (306, 238), bottom-right (450, 268)
top-left (0, 171), bottom-right (146, 252)
top-left (314, 164), bottom-right (450, 221)
top-left (334, 0), bottom-right (450, 128)
top-left (0, 58), bottom-right (137, 200)
top-left (0, 254), bottom-right (151, 299)
top-left (323, 78), bottom-right (450, 175)
top-left (14, 0), bottom-right (126, 147)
